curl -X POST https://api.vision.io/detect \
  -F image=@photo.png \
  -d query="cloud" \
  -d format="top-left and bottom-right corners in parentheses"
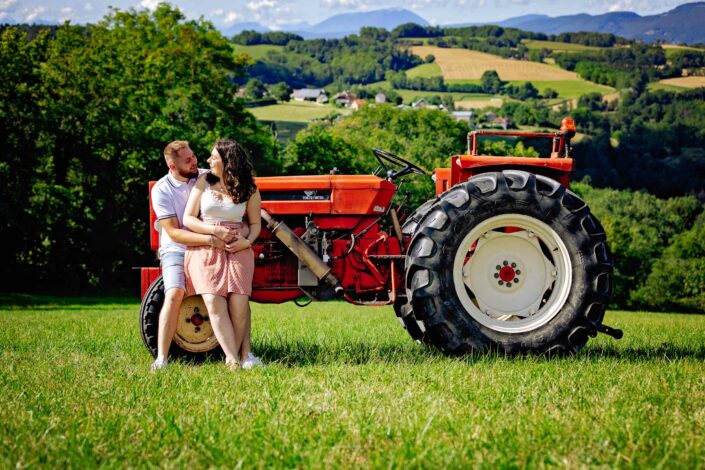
top-left (25, 6), bottom-right (47, 21)
top-left (320, 0), bottom-right (370, 9)
top-left (84, 3), bottom-right (93, 12)
top-left (140, 0), bottom-right (160, 11)
top-left (0, 0), bottom-right (17, 10)
top-left (224, 11), bottom-right (241, 25)
top-left (61, 7), bottom-right (73, 14)
top-left (247, 0), bottom-right (278, 12)
top-left (211, 8), bottom-right (224, 16)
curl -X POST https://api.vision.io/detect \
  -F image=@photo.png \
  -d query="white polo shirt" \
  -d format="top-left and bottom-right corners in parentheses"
top-left (151, 169), bottom-right (207, 256)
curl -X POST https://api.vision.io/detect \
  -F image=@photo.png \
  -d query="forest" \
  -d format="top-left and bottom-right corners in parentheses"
top-left (1, 5), bottom-right (704, 311)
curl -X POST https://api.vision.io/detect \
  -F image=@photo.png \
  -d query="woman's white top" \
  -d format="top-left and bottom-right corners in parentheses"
top-left (201, 182), bottom-right (247, 223)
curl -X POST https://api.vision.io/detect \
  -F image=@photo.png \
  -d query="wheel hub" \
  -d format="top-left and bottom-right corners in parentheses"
top-left (174, 296), bottom-right (219, 353)
top-left (453, 214), bottom-right (572, 333)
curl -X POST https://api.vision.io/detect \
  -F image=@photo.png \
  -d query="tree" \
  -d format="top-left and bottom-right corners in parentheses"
top-left (480, 70), bottom-right (503, 94)
top-left (244, 78), bottom-right (267, 99)
top-left (269, 82), bottom-right (292, 102)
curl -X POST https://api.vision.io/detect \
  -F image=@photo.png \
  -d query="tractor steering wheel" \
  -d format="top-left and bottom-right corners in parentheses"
top-left (372, 148), bottom-right (426, 180)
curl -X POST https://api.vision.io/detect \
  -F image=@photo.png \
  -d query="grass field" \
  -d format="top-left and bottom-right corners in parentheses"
top-left (654, 76), bottom-right (705, 89)
top-left (522, 40), bottom-right (602, 52)
top-left (409, 46), bottom-right (580, 81)
top-left (231, 44), bottom-right (284, 61)
top-left (248, 101), bottom-right (338, 123)
top-left (446, 79), bottom-right (614, 100)
top-left (1, 296), bottom-right (705, 468)
top-left (405, 62), bottom-right (443, 78)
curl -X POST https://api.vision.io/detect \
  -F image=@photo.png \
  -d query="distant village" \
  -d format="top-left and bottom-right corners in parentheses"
top-left (287, 88), bottom-right (513, 129)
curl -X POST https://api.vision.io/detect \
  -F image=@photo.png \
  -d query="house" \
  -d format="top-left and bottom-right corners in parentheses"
top-left (375, 92), bottom-right (387, 103)
top-left (491, 117), bottom-right (513, 130)
top-left (452, 111), bottom-right (474, 122)
top-left (350, 99), bottom-right (367, 110)
top-left (411, 98), bottom-right (429, 109)
top-left (316, 94), bottom-right (329, 104)
top-left (484, 111), bottom-right (497, 122)
top-left (333, 91), bottom-right (355, 107)
top-left (292, 88), bottom-right (327, 102)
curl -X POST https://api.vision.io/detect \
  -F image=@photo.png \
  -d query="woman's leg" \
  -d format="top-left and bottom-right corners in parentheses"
top-left (228, 294), bottom-right (251, 359)
top-left (201, 294), bottom-right (240, 363)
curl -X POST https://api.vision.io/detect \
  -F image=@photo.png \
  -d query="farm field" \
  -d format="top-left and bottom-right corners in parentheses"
top-left (409, 45), bottom-right (581, 81)
top-left (522, 40), bottom-right (602, 52)
top-left (231, 43), bottom-right (283, 61)
top-left (248, 100), bottom-right (337, 123)
top-left (1, 297), bottom-right (704, 468)
top-left (405, 62), bottom-right (442, 78)
top-left (447, 78), bottom-right (614, 99)
top-left (654, 76), bottom-right (705, 89)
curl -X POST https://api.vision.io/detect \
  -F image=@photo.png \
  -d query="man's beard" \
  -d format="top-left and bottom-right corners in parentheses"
top-left (178, 168), bottom-right (199, 179)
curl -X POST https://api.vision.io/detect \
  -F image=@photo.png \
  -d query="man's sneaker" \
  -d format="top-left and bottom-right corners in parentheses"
top-left (150, 358), bottom-right (168, 372)
top-left (241, 353), bottom-right (263, 370)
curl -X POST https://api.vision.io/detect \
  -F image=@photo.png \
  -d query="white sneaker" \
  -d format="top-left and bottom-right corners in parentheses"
top-left (241, 353), bottom-right (263, 370)
top-left (150, 357), bottom-right (168, 372)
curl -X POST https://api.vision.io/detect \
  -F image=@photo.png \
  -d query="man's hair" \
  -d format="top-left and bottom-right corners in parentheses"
top-left (164, 140), bottom-right (189, 162)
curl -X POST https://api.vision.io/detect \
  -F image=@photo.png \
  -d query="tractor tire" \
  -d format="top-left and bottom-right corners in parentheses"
top-left (405, 170), bottom-right (612, 356)
top-left (139, 275), bottom-right (223, 362)
top-left (393, 197), bottom-right (437, 343)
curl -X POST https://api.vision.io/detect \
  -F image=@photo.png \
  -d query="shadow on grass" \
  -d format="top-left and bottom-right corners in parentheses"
top-left (583, 343), bottom-right (705, 361)
top-left (0, 293), bottom-right (137, 309)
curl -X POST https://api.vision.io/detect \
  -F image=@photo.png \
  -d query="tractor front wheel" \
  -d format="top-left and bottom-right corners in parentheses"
top-left (405, 170), bottom-right (612, 355)
top-left (139, 276), bottom-right (223, 361)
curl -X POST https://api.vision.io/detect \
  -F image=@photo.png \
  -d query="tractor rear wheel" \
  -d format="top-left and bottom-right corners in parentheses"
top-left (393, 198), bottom-right (437, 343)
top-left (405, 170), bottom-right (612, 355)
top-left (139, 276), bottom-right (223, 361)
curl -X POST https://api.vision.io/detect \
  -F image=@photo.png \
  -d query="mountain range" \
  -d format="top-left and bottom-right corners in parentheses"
top-left (223, 2), bottom-right (705, 44)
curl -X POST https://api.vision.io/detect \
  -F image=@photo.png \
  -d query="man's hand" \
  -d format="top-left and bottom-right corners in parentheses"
top-left (213, 225), bottom-right (239, 243)
top-left (225, 238), bottom-right (251, 253)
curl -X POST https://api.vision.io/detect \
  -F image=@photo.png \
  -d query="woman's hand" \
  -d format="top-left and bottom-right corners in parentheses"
top-left (225, 237), bottom-right (251, 253)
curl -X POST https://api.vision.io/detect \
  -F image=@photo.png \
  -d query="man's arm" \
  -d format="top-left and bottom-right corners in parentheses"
top-left (160, 217), bottom-right (225, 248)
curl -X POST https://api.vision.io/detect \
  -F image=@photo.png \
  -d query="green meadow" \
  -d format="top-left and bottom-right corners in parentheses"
top-left (248, 101), bottom-right (338, 123)
top-left (1, 296), bottom-right (704, 468)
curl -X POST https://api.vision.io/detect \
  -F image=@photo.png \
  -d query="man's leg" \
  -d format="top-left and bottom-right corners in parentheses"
top-left (156, 287), bottom-right (185, 361)
top-left (152, 252), bottom-right (186, 370)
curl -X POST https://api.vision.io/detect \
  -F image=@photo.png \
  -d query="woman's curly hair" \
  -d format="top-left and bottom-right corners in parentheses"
top-left (206, 139), bottom-right (257, 203)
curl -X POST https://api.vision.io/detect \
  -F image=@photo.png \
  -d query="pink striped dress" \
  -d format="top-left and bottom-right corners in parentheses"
top-left (184, 183), bottom-right (255, 297)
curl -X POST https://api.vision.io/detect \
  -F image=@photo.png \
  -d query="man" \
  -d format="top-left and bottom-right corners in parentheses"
top-left (149, 140), bottom-right (239, 371)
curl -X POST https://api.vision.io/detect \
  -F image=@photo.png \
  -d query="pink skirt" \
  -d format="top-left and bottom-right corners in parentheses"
top-left (185, 222), bottom-right (255, 297)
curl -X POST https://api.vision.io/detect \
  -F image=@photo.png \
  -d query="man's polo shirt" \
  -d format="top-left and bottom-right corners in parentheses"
top-left (151, 169), bottom-right (207, 257)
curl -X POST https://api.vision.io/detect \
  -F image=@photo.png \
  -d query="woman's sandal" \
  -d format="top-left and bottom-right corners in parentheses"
top-left (226, 359), bottom-right (241, 371)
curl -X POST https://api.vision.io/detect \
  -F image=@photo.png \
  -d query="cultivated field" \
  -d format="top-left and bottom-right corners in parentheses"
top-left (248, 101), bottom-right (338, 123)
top-left (1, 296), bottom-right (704, 468)
top-left (655, 76), bottom-right (705, 89)
top-left (522, 40), bottom-right (602, 52)
top-left (405, 62), bottom-right (443, 78)
top-left (409, 46), bottom-right (580, 81)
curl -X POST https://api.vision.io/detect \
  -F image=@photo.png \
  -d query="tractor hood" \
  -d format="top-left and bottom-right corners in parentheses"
top-left (256, 175), bottom-right (396, 216)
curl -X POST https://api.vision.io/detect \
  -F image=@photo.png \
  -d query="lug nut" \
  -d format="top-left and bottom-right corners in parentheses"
top-left (185, 318), bottom-right (191, 323)
top-left (516, 269), bottom-right (521, 275)
top-left (503, 260), bottom-right (508, 266)
top-left (511, 262), bottom-right (517, 268)
top-left (514, 278), bottom-right (519, 283)
top-left (494, 273), bottom-right (499, 278)
top-left (195, 326), bottom-right (201, 332)
top-left (498, 280), bottom-right (504, 285)
top-left (194, 307), bottom-right (200, 314)
top-left (496, 265), bottom-right (501, 270)
top-left (506, 282), bottom-right (512, 288)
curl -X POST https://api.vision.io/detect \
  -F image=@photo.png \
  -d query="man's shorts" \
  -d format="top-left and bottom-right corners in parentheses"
top-left (161, 251), bottom-right (186, 292)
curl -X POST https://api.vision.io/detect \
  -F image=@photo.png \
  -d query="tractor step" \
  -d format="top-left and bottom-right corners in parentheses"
top-left (594, 323), bottom-right (624, 340)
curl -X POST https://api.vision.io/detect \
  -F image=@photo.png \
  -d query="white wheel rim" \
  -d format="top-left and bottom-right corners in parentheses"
top-left (173, 295), bottom-right (219, 353)
top-left (452, 214), bottom-right (572, 333)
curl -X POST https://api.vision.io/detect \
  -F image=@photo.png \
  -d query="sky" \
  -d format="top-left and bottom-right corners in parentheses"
top-left (0, 0), bottom-right (697, 29)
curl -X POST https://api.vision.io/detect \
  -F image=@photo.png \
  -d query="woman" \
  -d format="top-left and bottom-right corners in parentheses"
top-left (183, 139), bottom-right (262, 370)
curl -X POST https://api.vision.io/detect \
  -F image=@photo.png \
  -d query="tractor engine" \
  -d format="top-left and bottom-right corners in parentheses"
top-left (250, 175), bottom-right (405, 305)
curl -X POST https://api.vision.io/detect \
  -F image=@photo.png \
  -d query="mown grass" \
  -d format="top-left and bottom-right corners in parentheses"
top-left (2, 297), bottom-right (704, 468)
top-left (231, 44), bottom-right (284, 61)
top-left (248, 101), bottom-right (338, 123)
top-left (406, 63), bottom-right (443, 78)
top-left (522, 40), bottom-right (602, 52)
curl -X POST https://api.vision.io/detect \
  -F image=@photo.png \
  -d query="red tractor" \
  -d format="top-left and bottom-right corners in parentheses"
top-left (140, 118), bottom-right (621, 359)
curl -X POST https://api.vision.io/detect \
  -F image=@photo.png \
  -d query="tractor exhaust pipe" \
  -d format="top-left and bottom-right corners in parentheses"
top-left (260, 209), bottom-right (343, 296)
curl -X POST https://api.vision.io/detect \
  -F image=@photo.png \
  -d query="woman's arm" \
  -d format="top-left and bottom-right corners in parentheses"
top-left (226, 190), bottom-right (262, 252)
top-left (183, 175), bottom-right (237, 242)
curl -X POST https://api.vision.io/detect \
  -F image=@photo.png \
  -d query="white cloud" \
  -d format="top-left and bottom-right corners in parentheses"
top-left (84, 3), bottom-right (94, 12)
top-left (0, 0), bottom-right (17, 10)
top-left (140, 0), bottom-right (160, 11)
top-left (320, 0), bottom-right (369, 9)
top-left (247, 0), bottom-right (278, 12)
top-left (25, 6), bottom-right (47, 21)
top-left (211, 8), bottom-right (224, 16)
top-left (224, 11), bottom-right (241, 25)
top-left (61, 7), bottom-right (73, 14)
